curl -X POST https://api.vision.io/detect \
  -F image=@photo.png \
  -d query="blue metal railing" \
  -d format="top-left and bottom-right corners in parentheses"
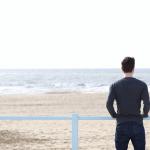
top-left (0, 114), bottom-right (149, 150)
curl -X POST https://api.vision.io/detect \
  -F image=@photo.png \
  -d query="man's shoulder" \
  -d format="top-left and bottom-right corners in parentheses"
top-left (110, 79), bottom-right (123, 89)
top-left (111, 78), bottom-right (124, 86)
top-left (111, 77), bottom-right (147, 87)
top-left (133, 78), bottom-right (147, 87)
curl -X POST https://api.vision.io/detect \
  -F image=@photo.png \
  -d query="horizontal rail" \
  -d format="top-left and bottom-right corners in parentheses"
top-left (79, 116), bottom-right (150, 120)
top-left (0, 116), bottom-right (71, 120)
top-left (0, 116), bottom-right (149, 120)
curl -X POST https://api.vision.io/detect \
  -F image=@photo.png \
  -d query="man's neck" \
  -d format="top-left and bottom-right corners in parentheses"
top-left (124, 73), bottom-right (133, 78)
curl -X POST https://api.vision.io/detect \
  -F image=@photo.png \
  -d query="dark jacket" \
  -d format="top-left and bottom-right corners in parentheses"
top-left (106, 77), bottom-right (150, 124)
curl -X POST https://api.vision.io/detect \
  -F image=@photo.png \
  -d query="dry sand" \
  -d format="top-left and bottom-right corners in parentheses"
top-left (0, 92), bottom-right (149, 150)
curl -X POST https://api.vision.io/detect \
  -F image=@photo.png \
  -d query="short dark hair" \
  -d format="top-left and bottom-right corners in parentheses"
top-left (121, 57), bottom-right (135, 73)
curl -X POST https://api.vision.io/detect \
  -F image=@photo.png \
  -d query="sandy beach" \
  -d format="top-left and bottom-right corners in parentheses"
top-left (0, 92), bottom-right (149, 150)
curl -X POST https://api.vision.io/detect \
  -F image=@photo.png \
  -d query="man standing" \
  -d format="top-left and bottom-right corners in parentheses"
top-left (106, 57), bottom-right (150, 150)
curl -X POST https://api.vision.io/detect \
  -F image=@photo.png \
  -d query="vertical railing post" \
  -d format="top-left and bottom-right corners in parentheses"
top-left (72, 113), bottom-right (78, 150)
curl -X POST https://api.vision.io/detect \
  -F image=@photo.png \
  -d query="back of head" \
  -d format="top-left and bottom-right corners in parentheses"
top-left (121, 57), bottom-right (135, 73)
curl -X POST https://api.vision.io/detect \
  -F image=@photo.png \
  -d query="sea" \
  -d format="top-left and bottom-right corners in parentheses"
top-left (0, 69), bottom-right (149, 95)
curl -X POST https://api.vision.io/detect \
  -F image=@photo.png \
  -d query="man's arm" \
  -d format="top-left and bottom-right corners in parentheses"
top-left (141, 84), bottom-right (150, 117)
top-left (106, 84), bottom-right (117, 118)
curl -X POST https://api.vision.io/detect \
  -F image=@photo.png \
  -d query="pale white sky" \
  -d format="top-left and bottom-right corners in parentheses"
top-left (0, 0), bottom-right (150, 69)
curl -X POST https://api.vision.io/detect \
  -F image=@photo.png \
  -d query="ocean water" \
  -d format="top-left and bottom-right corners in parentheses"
top-left (0, 69), bottom-right (149, 95)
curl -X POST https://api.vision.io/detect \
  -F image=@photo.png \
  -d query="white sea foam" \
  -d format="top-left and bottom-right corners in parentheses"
top-left (0, 69), bottom-right (149, 95)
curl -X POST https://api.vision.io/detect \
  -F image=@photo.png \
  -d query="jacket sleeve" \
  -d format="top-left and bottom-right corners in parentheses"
top-left (106, 84), bottom-right (117, 118)
top-left (141, 84), bottom-right (150, 117)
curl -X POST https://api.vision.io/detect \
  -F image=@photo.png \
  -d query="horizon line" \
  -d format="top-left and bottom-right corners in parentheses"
top-left (0, 67), bottom-right (149, 70)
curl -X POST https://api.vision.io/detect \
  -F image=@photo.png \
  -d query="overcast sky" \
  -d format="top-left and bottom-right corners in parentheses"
top-left (0, 0), bottom-right (150, 69)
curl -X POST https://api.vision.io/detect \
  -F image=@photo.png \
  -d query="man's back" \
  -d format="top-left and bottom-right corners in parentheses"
top-left (106, 76), bottom-right (150, 125)
top-left (106, 57), bottom-right (150, 150)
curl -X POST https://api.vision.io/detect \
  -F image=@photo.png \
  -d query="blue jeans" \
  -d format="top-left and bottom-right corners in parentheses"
top-left (115, 121), bottom-right (145, 150)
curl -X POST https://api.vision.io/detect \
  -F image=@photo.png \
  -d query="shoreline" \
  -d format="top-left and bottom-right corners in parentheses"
top-left (0, 90), bottom-right (109, 96)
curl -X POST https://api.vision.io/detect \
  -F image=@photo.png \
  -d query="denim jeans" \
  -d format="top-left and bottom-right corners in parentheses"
top-left (115, 121), bottom-right (145, 150)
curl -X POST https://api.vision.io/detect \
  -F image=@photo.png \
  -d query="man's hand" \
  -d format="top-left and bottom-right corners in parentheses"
top-left (111, 113), bottom-right (118, 118)
top-left (142, 114), bottom-right (149, 118)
